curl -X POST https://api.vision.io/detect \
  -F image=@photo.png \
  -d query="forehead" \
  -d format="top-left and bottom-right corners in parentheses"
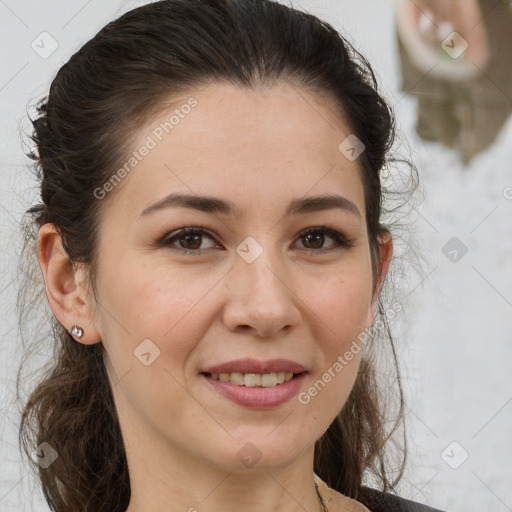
top-left (105, 81), bottom-right (366, 220)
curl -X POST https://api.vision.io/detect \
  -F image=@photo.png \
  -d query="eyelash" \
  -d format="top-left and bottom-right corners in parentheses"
top-left (158, 225), bottom-right (355, 256)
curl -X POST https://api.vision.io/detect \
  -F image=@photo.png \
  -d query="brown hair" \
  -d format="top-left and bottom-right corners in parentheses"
top-left (17, 1), bottom-right (419, 511)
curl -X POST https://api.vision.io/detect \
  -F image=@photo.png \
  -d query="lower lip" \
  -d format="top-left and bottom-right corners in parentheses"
top-left (201, 372), bottom-right (307, 409)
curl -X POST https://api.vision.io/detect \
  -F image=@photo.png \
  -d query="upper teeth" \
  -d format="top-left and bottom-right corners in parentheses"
top-left (209, 372), bottom-right (295, 387)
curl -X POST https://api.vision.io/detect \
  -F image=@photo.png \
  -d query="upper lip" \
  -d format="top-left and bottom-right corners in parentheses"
top-left (202, 358), bottom-right (307, 375)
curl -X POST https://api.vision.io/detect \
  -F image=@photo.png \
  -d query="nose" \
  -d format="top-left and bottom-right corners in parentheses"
top-left (221, 244), bottom-right (301, 338)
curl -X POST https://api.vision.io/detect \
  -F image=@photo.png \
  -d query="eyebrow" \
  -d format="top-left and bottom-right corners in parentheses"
top-left (139, 192), bottom-right (361, 220)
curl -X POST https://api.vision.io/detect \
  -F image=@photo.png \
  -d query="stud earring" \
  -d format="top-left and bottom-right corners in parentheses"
top-left (70, 325), bottom-right (84, 339)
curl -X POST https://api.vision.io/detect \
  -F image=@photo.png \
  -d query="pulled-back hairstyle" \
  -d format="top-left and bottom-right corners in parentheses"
top-left (17, 1), bottom-right (419, 511)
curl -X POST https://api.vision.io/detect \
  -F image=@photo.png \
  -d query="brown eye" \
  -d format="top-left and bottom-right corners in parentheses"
top-left (160, 227), bottom-right (219, 254)
top-left (302, 231), bottom-right (325, 249)
top-left (296, 227), bottom-right (354, 253)
top-left (177, 233), bottom-right (203, 250)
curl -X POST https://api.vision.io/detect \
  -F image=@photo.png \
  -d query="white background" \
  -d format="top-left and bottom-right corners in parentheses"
top-left (1, 1), bottom-right (511, 511)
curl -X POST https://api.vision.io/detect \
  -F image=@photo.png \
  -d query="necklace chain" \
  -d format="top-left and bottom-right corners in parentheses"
top-left (314, 481), bottom-right (329, 512)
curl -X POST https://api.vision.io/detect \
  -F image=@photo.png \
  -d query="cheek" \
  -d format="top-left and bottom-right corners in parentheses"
top-left (297, 262), bottom-right (374, 350)
top-left (95, 255), bottom-right (218, 430)
top-left (294, 262), bottom-right (372, 412)
top-left (95, 251), bottom-right (223, 363)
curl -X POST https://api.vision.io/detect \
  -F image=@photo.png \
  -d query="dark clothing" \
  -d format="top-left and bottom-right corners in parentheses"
top-left (360, 487), bottom-right (446, 512)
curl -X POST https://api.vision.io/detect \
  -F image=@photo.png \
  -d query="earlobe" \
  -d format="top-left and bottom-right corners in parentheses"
top-left (37, 223), bottom-right (101, 345)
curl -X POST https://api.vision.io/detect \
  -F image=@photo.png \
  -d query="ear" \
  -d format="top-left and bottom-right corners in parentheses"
top-left (364, 230), bottom-right (393, 330)
top-left (37, 223), bottom-right (101, 345)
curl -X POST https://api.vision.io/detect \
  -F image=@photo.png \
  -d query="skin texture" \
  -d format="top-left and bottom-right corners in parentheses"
top-left (38, 82), bottom-right (392, 512)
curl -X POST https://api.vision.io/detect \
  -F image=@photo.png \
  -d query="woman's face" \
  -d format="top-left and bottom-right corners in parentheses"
top-left (89, 82), bottom-right (390, 474)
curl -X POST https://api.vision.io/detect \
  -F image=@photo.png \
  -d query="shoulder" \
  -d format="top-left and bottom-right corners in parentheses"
top-left (358, 486), bottom-right (447, 512)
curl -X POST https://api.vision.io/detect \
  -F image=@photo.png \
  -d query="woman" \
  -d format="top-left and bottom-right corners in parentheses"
top-left (17, 1), bottom-right (444, 511)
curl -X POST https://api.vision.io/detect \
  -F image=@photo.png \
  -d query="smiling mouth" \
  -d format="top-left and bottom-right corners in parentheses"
top-left (201, 371), bottom-right (305, 388)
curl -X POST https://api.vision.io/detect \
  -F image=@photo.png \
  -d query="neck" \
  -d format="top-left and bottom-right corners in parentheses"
top-left (124, 441), bottom-right (322, 512)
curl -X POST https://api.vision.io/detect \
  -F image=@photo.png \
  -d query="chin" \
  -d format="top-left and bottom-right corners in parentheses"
top-left (194, 433), bottom-right (309, 473)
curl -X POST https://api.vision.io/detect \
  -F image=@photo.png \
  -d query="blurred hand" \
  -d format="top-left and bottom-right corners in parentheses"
top-left (412, 0), bottom-right (489, 56)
